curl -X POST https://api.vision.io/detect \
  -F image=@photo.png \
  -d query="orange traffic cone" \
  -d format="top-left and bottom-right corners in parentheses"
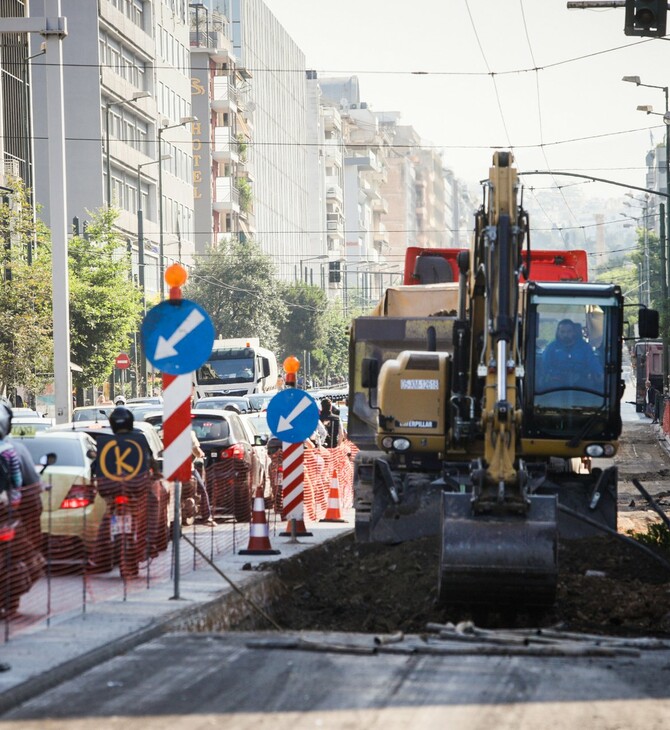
top-left (279, 517), bottom-right (313, 537)
top-left (320, 469), bottom-right (346, 523)
top-left (239, 486), bottom-right (280, 555)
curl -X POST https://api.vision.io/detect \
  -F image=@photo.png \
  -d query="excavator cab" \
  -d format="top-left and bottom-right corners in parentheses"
top-left (522, 281), bottom-right (624, 452)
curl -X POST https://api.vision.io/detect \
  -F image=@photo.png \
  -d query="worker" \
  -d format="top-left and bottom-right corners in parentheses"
top-left (538, 319), bottom-right (602, 392)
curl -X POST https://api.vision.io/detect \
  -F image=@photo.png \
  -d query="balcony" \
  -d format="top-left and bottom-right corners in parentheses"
top-left (372, 195), bottom-right (388, 214)
top-left (213, 177), bottom-right (239, 213)
top-left (212, 77), bottom-right (238, 113)
top-left (326, 213), bottom-right (344, 238)
top-left (326, 182), bottom-right (343, 203)
top-left (373, 223), bottom-right (389, 251)
top-left (213, 127), bottom-right (239, 163)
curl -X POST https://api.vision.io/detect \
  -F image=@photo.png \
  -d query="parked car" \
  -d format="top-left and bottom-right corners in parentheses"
top-left (126, 397), bottom-right (163, 405)
top-left (247, 393), bottom-right (275, 412)
top-left (146, 409), bottom-right (259, 522)
top-left (125, 403), bottom-right (163, 422)
top-left (11, 417), bottom-right (54, 435)
top-left (72, 406), bottom-right (113, 423)
top-left (14, 431), bottom-right (103, 571)
top-left (193, 396), bottom-right (252, 413)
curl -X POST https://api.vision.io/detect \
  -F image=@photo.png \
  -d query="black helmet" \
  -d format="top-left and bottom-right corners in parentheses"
top-left (0, 403), bottom-right (12, 438)
top-left (109, 406), bottom-right (134, 433)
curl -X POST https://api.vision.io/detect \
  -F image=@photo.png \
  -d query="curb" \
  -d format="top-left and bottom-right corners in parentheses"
top-left (0, 554), bottom-right (302, 715)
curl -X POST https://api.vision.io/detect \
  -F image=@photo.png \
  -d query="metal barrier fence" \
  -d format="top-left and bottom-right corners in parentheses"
top-left (1, 442), bottom-right (355, 643)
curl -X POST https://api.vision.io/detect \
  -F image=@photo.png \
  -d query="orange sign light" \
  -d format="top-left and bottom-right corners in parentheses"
top-left (283, 356), bottom-right (300, 374)
top-left (165, 263), bottom-right (188, 288)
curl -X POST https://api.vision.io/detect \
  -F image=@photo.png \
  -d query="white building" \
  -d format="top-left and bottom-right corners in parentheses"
top-left (30, 0), bottom-right (195, 300)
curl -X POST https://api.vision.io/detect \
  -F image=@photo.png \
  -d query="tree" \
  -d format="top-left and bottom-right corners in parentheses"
top-left (185, 238), bottom-right (287, 350)
top-left (68, 209), bottom-right (143, 389)
top-left (277, 282), bottom-right (328, 364)
top-left (0, 180), bottom-right (53, 399)
top-left (310, 302), bottom-right (351, 385)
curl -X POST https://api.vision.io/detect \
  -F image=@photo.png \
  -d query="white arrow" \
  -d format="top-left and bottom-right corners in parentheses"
top-left (277, 395), bottom-right (313, 432)
top-left (154, 308), bottom-right (206, 360)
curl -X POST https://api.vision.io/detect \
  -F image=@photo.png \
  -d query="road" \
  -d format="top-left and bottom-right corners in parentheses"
top-left (1, 632), bottom-right (669, 728)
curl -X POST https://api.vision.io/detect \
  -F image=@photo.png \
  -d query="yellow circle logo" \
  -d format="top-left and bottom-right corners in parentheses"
top-left (99, 438), bottom-right (145, 481)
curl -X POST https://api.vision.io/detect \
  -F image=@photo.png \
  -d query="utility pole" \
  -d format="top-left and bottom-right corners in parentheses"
top-left (0, 4), bottom-right (72, 424)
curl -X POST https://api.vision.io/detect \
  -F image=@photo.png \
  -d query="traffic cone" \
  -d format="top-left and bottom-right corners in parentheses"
top-left (239, 486), bottom-right (280, 555)
top-left (320, 469), bottom-right (346, 523)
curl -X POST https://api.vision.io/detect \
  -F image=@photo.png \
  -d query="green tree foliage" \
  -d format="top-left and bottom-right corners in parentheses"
top-left (310, 302), bottom-right (351, 384)
top-left (277, 282), bottom-right (328, 363)
top-left (68, 209), bottom-right (143, 389)
top-left (0, 180), bottom-right (53, 397)
top-left (185, 238), bottom-right (286, 350)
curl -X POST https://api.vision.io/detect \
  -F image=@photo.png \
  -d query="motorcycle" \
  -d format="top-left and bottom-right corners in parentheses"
top-left (0, 453), bottom-right (54, 618)
top-left (95, 474), bottom-right (151, 579)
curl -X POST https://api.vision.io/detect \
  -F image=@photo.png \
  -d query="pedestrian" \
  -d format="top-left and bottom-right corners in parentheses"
top-left (645, 379), bottom-right (660, 422)
top-left (319, 398), bottom-right (343, 449)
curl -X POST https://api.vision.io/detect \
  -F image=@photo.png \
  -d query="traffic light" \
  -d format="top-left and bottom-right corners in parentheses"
top-left (624, 0), bottom-right (667, 37)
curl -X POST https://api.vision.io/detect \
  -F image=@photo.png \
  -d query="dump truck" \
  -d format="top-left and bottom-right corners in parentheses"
top-left (349, 151), bottom-right (659, 606)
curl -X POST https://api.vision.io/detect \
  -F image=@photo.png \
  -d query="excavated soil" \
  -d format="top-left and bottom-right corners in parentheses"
top-left (243, 420), bottom-right (670, 637)
top-left (256, 531), bottom-right (670, 637)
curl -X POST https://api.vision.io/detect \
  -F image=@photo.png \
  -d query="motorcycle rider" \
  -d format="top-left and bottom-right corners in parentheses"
top-left (0, 403), bottom-right (23, 507)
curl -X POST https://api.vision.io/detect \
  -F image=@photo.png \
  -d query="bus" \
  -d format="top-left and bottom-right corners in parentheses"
top-left (193, 338), bottom-right (278, 400)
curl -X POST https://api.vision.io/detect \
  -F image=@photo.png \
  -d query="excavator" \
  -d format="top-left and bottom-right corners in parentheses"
top-left (349, 151), bottom-right (659, 606)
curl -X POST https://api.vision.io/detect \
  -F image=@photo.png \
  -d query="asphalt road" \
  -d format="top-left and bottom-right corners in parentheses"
top-left (1, 632), bottom-right (670, 729)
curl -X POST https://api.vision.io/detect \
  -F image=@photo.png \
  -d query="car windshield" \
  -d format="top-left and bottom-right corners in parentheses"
top-left (18, 437), bottom-right (87, 467)
top-left (244, 414), bottom-right (270, 436)
top-left (247, 393), bottom-right (273, 411)
top-left (196, 351), bottom-right (255, 384)
top-left (73, 407), bottom-right (111, 422)
top-left (194, 398), bottom-right (250, 412)
top-left (192, 416), bottom-right (230, 441)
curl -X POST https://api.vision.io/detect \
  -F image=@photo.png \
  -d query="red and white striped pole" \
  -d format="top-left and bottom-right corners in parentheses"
top-left (161, 264), bottom-right (193, 598)
top-left (279, 440), bottom-right (313, 537)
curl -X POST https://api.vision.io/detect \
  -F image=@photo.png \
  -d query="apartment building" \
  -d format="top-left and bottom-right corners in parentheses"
top-left (0, 0), bottom-right (31, 190)
top-left (30, 0), bottom-right (195, 299)
top-left (228, 0), bottom-right (310, 280)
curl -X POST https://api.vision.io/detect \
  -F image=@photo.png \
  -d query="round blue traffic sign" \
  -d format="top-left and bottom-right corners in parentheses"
top-left (141, 298), bottom-right (215, 375)
top-left (266, 389), bottom-right (319, 444)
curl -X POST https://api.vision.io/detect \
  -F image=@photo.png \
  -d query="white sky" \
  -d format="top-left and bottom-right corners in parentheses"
top-left (262, 0), bottom-right (669, 200)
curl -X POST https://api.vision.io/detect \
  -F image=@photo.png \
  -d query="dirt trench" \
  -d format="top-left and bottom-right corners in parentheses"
top-left (249, 422), bottom-right (670, 637)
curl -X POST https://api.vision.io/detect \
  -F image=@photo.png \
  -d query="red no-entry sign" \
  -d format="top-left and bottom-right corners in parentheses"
top-left (115, 353), bottom-right (131, 370)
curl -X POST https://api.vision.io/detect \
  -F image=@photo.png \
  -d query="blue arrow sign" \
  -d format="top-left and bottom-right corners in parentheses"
top-left (266, 389), bottom-right (319, 444)
top-left (141, 298), bottom-right (215, 375)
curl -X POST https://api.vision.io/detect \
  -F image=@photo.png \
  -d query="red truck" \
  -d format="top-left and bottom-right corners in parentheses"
top-left (403, 246), bottom-right (588, 285)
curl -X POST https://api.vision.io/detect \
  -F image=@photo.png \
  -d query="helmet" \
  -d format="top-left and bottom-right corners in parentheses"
top-left (109, 406), bottom-right (134, 434)
top-left (0, 403), bottom-right (12, 438)
top-left (114, 396), bottom-right (126, 405)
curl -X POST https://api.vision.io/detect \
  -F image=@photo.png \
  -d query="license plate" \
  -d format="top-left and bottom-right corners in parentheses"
top-left (110, 514), bottom-right (133, 536)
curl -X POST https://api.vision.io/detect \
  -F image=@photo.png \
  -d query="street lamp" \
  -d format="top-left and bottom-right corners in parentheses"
top-left (157, 115), bottom-right (197, 298)
top-left (104, 91), bottom-right (150, 208)
top-left (625, 74), bottom-right (670, 389)
top-left (298, 254), bottom-right (329, 286)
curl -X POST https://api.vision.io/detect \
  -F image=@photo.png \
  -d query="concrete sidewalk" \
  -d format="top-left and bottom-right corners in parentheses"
top-left (0, 512), bottom-right (355, 715)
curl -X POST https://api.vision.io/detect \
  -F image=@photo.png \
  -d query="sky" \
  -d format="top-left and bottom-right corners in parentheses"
top-left (262, 0), bottom-right (670, 205)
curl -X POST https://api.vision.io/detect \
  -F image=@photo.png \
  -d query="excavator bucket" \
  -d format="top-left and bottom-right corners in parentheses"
top-left (438, 492), bottom-right (558, 607)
